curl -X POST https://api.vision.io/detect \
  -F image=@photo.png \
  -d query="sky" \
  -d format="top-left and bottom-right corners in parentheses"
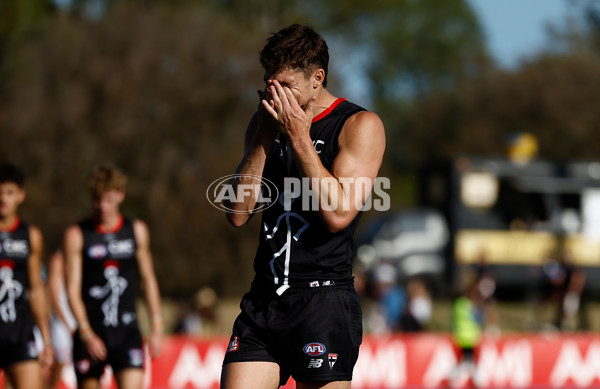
top-left (338, 0), bottom-right (575, 107)
top-left (466, 0), bottom-right (571, 68)
top-left (53, 0), bottom-right (572, 70)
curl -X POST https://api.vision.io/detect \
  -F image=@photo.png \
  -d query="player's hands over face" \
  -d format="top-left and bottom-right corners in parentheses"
top-left (262, 80), bottom-right (316, 142)
top-left (256, 87), bottom-right (281, 138)
top-left (84, 333), bottom-right (107, 361)
top-left (149, 331), bottom-right (164, 359)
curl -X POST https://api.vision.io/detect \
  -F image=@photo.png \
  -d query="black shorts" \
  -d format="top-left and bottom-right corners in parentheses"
top-left (0, 334), bottom-right (38, 369)
top-left (72, 327), bottom-right (144, 381)
top-left (223, 286), bottom-right (363, 384)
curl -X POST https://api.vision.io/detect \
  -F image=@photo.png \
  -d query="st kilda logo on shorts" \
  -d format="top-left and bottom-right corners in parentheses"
top-left (303, 342), bottom-right (326, 357)
top-left (328, 353), bottom-right (338, 369)
top-left (226, 336), bottom-right (239, 353)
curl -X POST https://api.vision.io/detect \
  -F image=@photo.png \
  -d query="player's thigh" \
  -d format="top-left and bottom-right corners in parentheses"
top-left (6, 360), bottom-right (42, 389)
top-left (48, 363), bottom-right (65, 389)
top-left (297, 381), bottom-right (351, 389)
top-left (78, 378), bottom-right (101, 389)
top-left (221, 361), bottom-right (282, 389)
top-left (115, 367), bottom-right (143, 389)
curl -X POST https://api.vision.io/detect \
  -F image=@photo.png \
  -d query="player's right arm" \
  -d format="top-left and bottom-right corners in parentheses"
top-left (47, 251), bottom-right (73, 332)
top-left (27, 225), bottom-right (54, 370)
top-left (225, 90), bottom-right (279, 227)
top-left (64, 225), bottom-right (107, 361)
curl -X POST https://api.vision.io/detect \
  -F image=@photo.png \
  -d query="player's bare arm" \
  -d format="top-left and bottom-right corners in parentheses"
top-left (264, 78), bottom-right (386, 233)
top-left (47, 251), bottom-right (72, 332)
top-left (225, 89), bottom-right (280, 227)
top-left (27, 225), bottom-right (54, 370)
top-left (327, 111), bottom-right (386, 226)
top-left (133, 219), bottom-right (164, 358)
top-left (64, 225), bottom-right (107, 361)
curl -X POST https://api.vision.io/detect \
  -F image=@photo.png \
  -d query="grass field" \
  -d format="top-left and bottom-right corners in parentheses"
top-left (136, 297), bottom-right (600, 336)
top-left (426, 299), bottom-right (600, 333)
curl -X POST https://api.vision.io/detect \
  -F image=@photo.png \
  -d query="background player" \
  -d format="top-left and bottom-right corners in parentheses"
top-left (221, 24), bottom-right (386, 389)
top-left (64, 164), bottom-right (164, 389)
top-left (46, 249), bottom-right (77, 389)
top-left (0, 164), bottom-right (54, 389)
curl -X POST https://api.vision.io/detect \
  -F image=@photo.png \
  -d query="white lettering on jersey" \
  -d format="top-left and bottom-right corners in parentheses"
top-left (107, 239), bottom-right (135, 256)
top-left (312, 140), bottom-right (325, 154)
top-left (3, 239), bottom-right (29, 256)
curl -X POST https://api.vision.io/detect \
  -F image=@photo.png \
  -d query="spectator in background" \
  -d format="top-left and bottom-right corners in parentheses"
top-left (537, 239), bottom-right (587, 331)
top-left (174, 287), bottom-right (218, 337)
top-left (46, 249), bottom-right (77, 389)
top-left (366, 260), bottom-right (406, 334)
top-left (400, 277), bottom-right (432, 332)
top-left (451, 268), bottom-right (483, 388)
top-left (473, 250), bottom-right (500, 336)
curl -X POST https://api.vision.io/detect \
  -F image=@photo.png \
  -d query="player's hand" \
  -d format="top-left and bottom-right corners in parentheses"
top-left (256, 88), bottom-right (280, 139)
top-left (82, 332), bottom-right (107, 361)
top-left (39, 345), bottom-right (55, 371)
top-left (262, 80), bottom-right (315, 142)
top-left (148, 331), bottom-right (164, 359)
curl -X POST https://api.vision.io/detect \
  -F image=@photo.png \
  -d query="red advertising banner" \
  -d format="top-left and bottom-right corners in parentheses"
top-left (3, 334), bottom-right (600, 388)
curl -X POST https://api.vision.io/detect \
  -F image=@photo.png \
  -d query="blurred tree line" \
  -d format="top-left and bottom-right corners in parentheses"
top-left (0, 0), bottom-right (598, 297)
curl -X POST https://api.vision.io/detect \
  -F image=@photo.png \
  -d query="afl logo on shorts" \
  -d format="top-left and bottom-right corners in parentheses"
top-left (129, 348), bottom-right (144, 367)
top-left (304, 342), bottom-right (326, 356)
top-left (88, 244), bottom-right (107, 259)
top-left (27, 341), bottom-right (38, 358)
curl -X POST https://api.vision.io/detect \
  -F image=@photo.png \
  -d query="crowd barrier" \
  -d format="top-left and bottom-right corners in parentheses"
top-left (2, 333), bottom-right (600, 388)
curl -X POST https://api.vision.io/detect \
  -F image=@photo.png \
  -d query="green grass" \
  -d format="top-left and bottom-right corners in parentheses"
top-left (426, 299), bottom-right (600, 333)
top-left (135, 297), bottom-right (600, 336)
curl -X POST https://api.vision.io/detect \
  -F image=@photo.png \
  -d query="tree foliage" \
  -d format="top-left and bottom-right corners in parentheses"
top-left (392, 0), bottom-right (600, 168)
top-left (0, 2), bottom-right (267, 296)
top-left (1, 0), bottom-right (597, 297)
top-left (397, 52), bottom-right (600, 167)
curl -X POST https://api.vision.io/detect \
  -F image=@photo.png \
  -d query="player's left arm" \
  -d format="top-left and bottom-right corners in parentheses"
top-left (133, 219), bottom-right (164, 358)
top-left (292, 111), bottom-right (386, 233)
top-left (27, 225), bottom-right (54, 369)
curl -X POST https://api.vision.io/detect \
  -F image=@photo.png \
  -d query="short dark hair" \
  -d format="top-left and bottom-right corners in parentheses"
top-left (0, 164), bottom-right (25, 188)
top-left (260, 24), bottom-right (329, 87)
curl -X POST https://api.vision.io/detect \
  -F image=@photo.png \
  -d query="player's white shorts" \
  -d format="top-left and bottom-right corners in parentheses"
top-left (51, 316), bottom-right (74, 364)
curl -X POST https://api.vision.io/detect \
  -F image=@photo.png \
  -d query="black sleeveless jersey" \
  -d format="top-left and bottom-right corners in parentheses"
top-left (252, 98), bottom-right (366, 291)
top-left (0, 218), bottom-right (35, 343)
top-left (79, 216), bottom-right (139, 340)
